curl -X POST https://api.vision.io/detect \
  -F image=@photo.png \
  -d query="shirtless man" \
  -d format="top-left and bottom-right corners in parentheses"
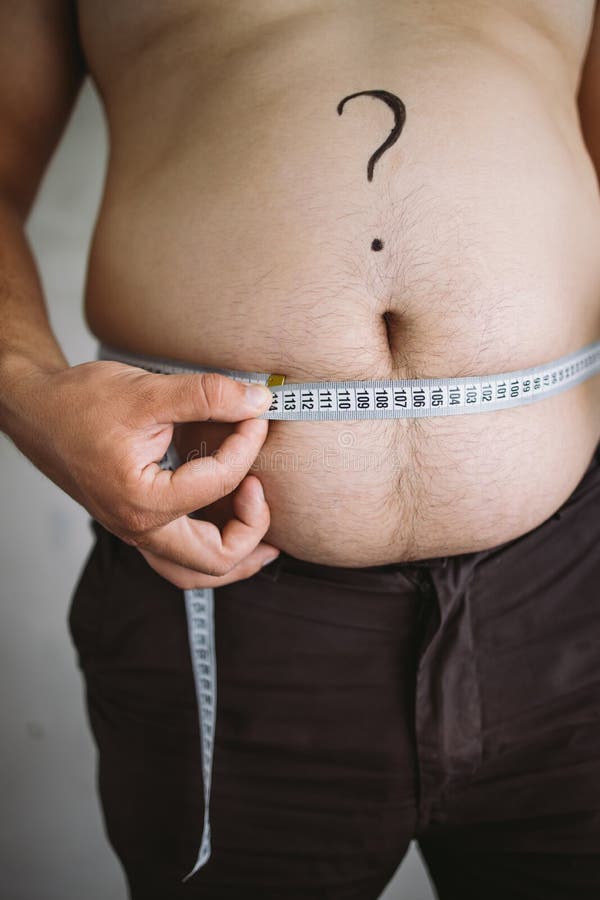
top-left (1, 1), bottom-right (600, 898)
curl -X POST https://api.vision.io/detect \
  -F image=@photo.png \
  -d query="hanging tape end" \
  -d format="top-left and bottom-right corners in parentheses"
top-left (180, 839), bottom-right (211, 883)
top-left (181, 861), bottom-right (203, 884)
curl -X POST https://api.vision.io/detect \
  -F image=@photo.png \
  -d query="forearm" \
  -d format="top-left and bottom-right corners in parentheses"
top-left (578, 93), bottom-right (600, 187)
top-left (578, 1), bottom-right (600, 187)
top-left (0, 197), bottom-right (69, 437)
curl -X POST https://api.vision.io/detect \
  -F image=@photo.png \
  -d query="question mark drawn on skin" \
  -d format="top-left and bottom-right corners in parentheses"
top-left (336, 89), bottom-right (407, 183)
top-left (337, 89), bottom-right (406, 253)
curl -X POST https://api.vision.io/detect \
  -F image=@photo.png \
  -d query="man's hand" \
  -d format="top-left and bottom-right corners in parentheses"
top-left (0, 5), bottom-right (278, 589)
top-left (9, 358), bottom-right (279, 588)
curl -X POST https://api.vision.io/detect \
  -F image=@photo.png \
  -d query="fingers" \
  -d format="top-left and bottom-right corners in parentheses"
top-left (144, 418), bottom-right (269, 522)
top-left (133, 474), bottom-right (273, 575)
top-left (134, 370), bottom-right (273, 425)
top-left (138, 541), bottom-right (280, 590)
top-left (137, 475), bottom-right (282, 589)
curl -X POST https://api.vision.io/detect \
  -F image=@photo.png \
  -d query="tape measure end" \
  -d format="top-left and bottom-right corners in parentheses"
top-left (267, 374), bottom-right (286, 387)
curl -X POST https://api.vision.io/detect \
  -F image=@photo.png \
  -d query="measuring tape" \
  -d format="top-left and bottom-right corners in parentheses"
top-left (155, 442), bottom-right (215, 882)
top-left (97, 337), bottom-right (600, 881)
top-left (99, 339), bottom-right (600, 421)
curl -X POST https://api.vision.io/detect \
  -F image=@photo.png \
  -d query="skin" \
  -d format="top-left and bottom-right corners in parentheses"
top-left (1, 1), bottom-right (600, 586)
top-left (4, 359), bottom-right (280, 588)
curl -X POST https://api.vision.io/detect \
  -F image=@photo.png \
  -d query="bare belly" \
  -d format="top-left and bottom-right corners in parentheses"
top-left (83, 5), bottom-right (600, 565)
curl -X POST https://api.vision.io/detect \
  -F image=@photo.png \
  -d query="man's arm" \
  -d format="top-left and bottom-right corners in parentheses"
top-left (0, 0), bottom-right (279, 587)
top-left (578, 0), bottom-right (600, 188)
top-left (0, 0), bottom-right (85, 390)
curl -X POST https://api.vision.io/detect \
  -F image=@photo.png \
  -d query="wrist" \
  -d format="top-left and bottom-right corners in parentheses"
top-left (0, 349), bottom-right (68, 437)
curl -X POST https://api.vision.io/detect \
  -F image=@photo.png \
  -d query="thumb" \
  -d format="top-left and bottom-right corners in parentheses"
top-left (136, 371), bottom-right (273, 424)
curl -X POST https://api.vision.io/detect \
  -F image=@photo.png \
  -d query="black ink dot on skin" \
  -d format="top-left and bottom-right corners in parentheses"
top-left (371, 238), bottom-right (384, 251)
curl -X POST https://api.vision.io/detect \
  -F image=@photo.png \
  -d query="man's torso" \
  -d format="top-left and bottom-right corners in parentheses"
top-left (77, 0), bottom-right (600, 564)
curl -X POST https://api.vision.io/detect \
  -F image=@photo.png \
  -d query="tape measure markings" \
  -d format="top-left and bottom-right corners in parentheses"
top-left (160, 443), bottom-right (215, 881)
top-left (99, 340), bottom-right (600, 421)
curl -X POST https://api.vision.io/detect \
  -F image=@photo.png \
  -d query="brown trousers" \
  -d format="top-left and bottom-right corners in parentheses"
top-left (68, 441), bottom-right (600, 899)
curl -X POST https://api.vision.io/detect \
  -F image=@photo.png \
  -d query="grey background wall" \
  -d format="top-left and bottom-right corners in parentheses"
top-left (0, 81), bottom-right (436, 900)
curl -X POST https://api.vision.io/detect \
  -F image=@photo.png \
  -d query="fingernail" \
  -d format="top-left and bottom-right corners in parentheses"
top-left (261, 552), bottom-right (279, 568)
top-left (255, 479), bottom-right (265, 501)
top-left (245, 384), bottom-right (272, 408)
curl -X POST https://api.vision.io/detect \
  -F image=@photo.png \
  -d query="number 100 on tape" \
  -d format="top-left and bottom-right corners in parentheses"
top-left (262, 343), bottom-right (600, 421)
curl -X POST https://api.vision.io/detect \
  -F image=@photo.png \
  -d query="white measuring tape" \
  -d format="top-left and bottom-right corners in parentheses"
top-left (99, 339), bottom-right (600, 420)
top-left (97, 337), bottom-right (600, 880)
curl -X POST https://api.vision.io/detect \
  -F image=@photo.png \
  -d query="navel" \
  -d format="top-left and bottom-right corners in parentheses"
top-left (382, 310), bottom-right (394, 350)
